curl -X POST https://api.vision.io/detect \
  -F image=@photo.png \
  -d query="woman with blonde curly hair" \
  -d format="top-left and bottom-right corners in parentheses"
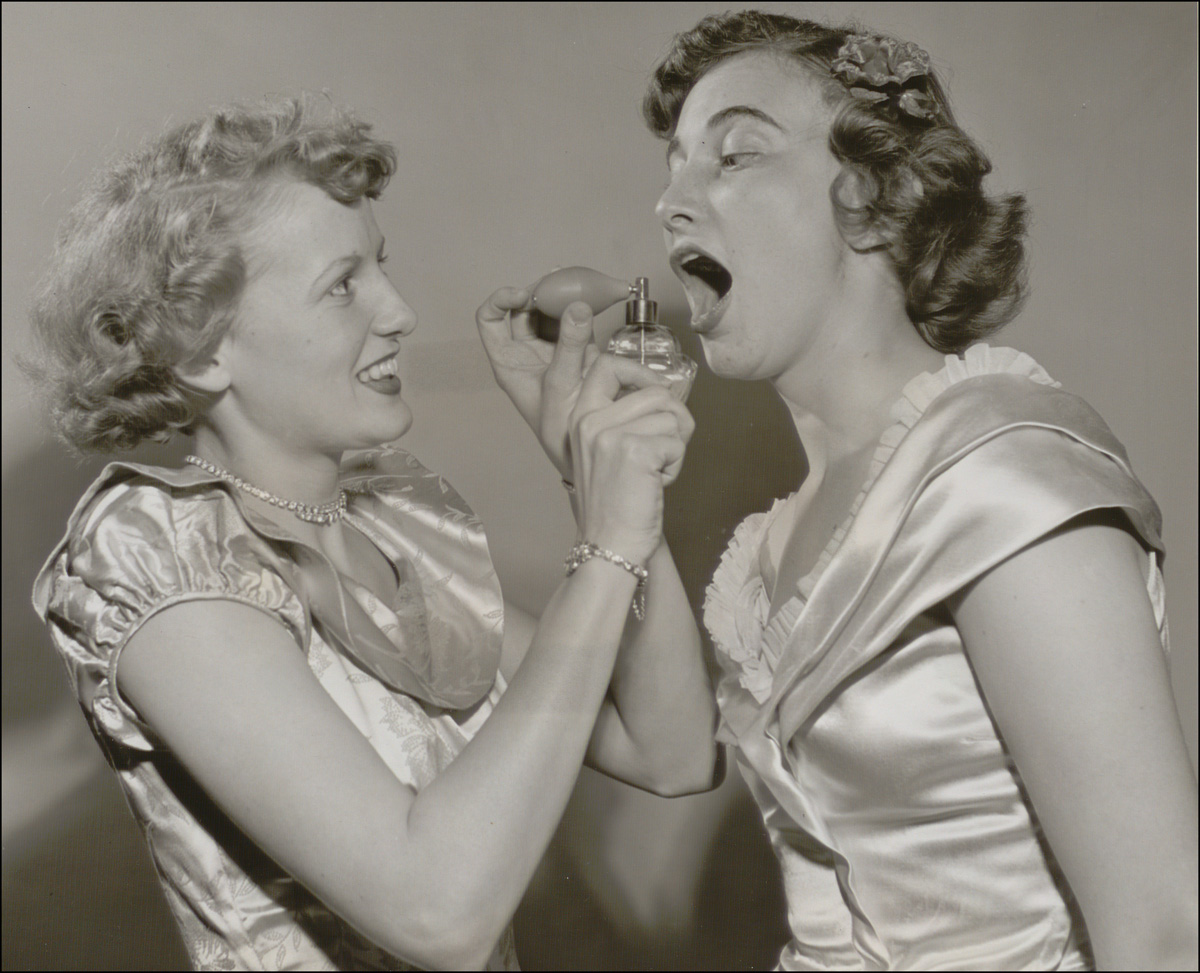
top-left (30, 96), bottom-right (716, 970)
top-left (481, 10), bottom-right (1197, 970)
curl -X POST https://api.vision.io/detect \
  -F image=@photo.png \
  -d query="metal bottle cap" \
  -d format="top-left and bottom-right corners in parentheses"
top-left (625, 277), bottom-right (657, 326)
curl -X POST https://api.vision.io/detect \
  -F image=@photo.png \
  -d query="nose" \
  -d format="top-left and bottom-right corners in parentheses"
top-left (655, 165), bottom-right (703, 230)
top-left (374, 277), bottom-right (418, 337)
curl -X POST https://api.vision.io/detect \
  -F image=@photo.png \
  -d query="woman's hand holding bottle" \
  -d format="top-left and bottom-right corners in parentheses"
top-left (567, 324), bottom-right (694, 566)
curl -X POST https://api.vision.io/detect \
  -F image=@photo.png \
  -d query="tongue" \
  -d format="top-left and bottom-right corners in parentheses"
top-left (686, 257), bottom-right (731, 298)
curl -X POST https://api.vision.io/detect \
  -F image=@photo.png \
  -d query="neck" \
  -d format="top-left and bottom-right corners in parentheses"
top-left (189, 426), bottom-right (344, 508)
top-left (772, 260), bottom-right (947, 475)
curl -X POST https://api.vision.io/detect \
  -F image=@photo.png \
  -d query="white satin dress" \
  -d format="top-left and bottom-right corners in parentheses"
top-left (704, 346), bottom-right (1169, 970)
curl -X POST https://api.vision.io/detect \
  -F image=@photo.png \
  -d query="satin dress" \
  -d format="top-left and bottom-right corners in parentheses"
top-left (33, 447), bottom-right (520, 971)
top-left (704, 346), bottom-right (1168, 971)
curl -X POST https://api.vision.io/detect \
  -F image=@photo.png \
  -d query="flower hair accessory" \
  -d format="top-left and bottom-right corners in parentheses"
top-left (832, 34), bottom-right (938, 121)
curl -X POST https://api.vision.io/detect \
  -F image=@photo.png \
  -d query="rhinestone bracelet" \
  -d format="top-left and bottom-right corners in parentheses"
top-left (564, 541), bottom-right (648, 621)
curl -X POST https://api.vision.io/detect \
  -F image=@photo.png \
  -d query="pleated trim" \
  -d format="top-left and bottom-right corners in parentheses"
top-left (704, 344), bottom-right (1060, 703)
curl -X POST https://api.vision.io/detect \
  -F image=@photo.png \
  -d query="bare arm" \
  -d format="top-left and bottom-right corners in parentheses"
top-left (585, 540), bottom-right (719, 796)
top-left (480, 290), bottom-right (719, 795)
top-left (119, 359), bottom-right (688, 971)
top-left (123, 560), bottom-right (634, 969)
top-left (951, 515), bottom-right (1198, 971)
top-left (502, 540), bottom-right (719, 800)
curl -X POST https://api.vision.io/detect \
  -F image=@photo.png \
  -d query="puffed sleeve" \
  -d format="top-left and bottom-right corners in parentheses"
top-left (33, 473), bottom-right (309, 752)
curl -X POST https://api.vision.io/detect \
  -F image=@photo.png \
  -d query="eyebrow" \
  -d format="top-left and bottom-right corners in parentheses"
top-left (307, 238), bottom-right (387, 299)
top-left (309, 255), bottom-right (360, 300)
top-left (666, 105), bottom-right (785, 163)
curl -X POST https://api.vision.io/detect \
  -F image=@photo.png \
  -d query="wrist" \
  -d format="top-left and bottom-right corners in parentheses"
top-left (586, 528), bottom-right (656, 569)
top-left (564, 540), bottom-right (649, 621)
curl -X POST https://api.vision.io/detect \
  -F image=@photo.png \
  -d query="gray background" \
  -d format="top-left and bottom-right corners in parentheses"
top-left (3, 3), bottom-right (1196, 969)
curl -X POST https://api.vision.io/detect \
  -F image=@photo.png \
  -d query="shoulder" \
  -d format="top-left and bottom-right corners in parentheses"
top-left (340, 446), bottom-right (496, 569)
top-left (32, 462), bottom-right (309, 748)
top-left (912, 347), bottom-right (1132, 476)
top-left (36, 461), bottom-right (301, 620)
top-left (885, 346), bottom-right (1162, 555)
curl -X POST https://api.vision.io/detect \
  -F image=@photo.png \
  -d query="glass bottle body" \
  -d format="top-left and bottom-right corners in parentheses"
top-left (607, 323), bottom-right (698, 402)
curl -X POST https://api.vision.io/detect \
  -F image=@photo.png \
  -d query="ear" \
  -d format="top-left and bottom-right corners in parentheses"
top-left (831, 168), bottom-right (888, 252)
top-left (831, 167), bottom-right (923, 254)
top-left (173, 345), bottom-right (231, 395)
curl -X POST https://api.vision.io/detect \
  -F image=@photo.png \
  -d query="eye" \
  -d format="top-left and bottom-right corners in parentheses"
top-left (720, 152), bottom-right (757, 170)
top-left (330, 274), bottom-right (355, 298)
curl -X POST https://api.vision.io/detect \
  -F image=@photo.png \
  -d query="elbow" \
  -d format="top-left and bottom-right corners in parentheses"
top-left (417, 935), bottom-right (496, 973)
top-left (676, 736), bottom-right (726, 796)
top-left (643, 737), bottom-right (724, 798)
top-left (376, 891), bottom-right (507, 971)
top-left (651, 698), bottom-right (724, 798)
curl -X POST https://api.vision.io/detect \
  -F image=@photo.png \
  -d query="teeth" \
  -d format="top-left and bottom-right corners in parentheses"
top-left (358, 356), bottom-right (399, 382)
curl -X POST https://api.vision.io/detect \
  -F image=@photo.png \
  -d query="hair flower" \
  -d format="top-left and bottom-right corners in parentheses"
top-left (832, 34), bottom-right (938, 120)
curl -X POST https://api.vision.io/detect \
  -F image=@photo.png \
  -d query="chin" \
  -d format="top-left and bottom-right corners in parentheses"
top-left (350, 403), bottom-right (414, 449)
top-left (696, 336), bottom-right (760, 383)
top-left (376, 408), bottom-right (414, 444)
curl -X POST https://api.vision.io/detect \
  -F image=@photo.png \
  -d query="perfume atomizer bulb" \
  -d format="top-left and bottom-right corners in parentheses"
top-left (529, 267), bottom-right (634, 342)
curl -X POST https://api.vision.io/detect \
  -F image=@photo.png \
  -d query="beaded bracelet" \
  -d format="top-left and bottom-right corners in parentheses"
top-left (564, 541), bottom-right (648, 621)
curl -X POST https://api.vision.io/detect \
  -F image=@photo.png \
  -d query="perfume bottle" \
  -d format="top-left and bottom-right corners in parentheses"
top-left (607, 278), bottom-right (697, 403)
top-left (529, 266), bottom-right (634, 342)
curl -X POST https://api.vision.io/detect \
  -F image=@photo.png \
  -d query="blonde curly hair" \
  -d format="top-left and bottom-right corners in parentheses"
top-left (29, 95), bottom-right (396, 453)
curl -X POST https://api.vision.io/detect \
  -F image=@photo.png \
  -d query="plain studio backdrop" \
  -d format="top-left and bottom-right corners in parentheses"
top-left (2, 3), bottom-right (1196, 969)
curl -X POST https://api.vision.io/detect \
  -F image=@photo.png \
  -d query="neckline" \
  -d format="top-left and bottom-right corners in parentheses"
top-left (759, 344), bottom-right (1058, 628)
top-left (340, 509), bottom-right (404, 604)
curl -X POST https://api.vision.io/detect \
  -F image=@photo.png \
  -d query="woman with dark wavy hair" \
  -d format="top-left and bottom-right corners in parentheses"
top-left (481, 10), bottom-right (1197, 970)
top-left (29, 95), bottom-right (716, 970)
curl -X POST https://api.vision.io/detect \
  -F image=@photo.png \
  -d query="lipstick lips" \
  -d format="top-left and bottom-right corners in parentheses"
top-left (360, 374), bottom-right (402, 395)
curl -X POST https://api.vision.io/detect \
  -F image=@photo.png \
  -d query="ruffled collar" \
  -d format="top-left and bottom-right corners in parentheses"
top-left (704, 344), bottom-right (1058, 703)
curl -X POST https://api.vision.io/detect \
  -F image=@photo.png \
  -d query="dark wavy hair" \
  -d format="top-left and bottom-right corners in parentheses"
top-left (28, 95), bottom-right (396, 454)
top-left (643, 11), bottom-right (1028, 352)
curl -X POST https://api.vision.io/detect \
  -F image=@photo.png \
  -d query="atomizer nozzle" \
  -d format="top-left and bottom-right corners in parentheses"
top-left (626, 277), bottom-right (658, 326)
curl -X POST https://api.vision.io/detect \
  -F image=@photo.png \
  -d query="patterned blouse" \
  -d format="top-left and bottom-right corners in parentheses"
top-left (33, 447), bottom-right (519, 971)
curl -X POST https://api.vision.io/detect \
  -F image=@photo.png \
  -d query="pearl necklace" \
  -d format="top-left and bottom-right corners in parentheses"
top-left (184, 455), bottom-right (347, 525)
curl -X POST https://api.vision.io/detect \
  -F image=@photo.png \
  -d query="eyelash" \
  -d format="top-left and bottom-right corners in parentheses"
top-left (720, 152), bottom-right (757, 170)
top-left (330, 253), bottom-right (389, 298)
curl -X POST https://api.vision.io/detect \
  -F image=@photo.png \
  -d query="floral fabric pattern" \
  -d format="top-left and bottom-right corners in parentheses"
top-left (32, 447), bottom-right (519, 971)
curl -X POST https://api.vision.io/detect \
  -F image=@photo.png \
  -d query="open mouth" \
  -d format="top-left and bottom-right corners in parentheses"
top-left (356, 353), bottom-right (401, 390)
top-left (675, 251), bottom-right (733, 332)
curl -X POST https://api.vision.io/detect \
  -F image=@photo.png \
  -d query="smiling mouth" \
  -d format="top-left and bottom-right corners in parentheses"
top-left (677, 254), bottom-right (733, 332)
top-left (356, 354), bottom-right (401, 389)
